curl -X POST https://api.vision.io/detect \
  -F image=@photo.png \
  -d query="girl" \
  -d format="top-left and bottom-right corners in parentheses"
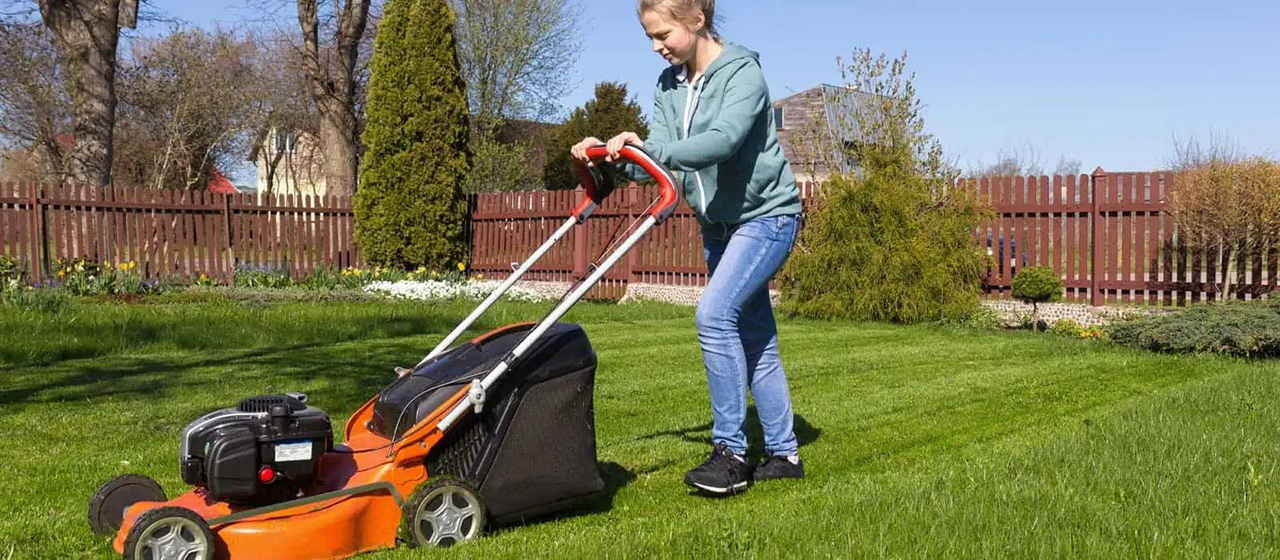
top-left (571, 0), bottom-right (804, 495)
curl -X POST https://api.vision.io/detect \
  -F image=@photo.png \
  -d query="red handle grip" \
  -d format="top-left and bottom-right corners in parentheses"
top-left (571, 144), bottom-right (680, 223)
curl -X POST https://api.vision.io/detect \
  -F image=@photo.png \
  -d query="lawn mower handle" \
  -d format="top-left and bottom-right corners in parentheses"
top-left (571, 144), bottom-right (680, 223)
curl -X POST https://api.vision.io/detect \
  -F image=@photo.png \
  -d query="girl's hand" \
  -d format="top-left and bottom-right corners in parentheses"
top-left (604, 132), bottom-right (643, 162)
top-left (571, 137), bottom-right (604, 163)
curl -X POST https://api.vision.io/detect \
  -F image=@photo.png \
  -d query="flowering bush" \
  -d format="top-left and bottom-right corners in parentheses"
top-left (0, 255), bottom-right (22, 298)
top-left (192, 272), bottom-right (220, 287)
top-left (308, 263), bottom-right (471, 290)
top-left (1048, 319), bottom-right (1108, 341)
top-left (54, 257), bottom-right (158, 296)
top-left (10, 257), bottom-right (490, 300)
top-left (234, 262), bottom-right (293, 289)
top-left (365, 279), bottom-right (547, 302)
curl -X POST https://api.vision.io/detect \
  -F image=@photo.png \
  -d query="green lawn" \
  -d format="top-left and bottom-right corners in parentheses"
top-left (1, 297), bottom-right (1277, 558)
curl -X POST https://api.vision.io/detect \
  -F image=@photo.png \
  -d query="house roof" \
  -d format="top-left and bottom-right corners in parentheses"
top-left (207, 168), bottom-right (238, 194)
top-left (773, 85), bottom-right (884, 175)
top-left (818, 84), bottom-right (880, 145)
top-left (774, 84), bottom-right (882, 144)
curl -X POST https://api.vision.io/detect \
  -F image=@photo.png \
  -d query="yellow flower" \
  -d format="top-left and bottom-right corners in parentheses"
top-left (128, 260), bottom-right (136, 270)
top-left (457, 262), bottom-right (466, 272)
top-left (475, 273), bottom-right (484, 280)
top-left (199, 273), bottom-right (208, 282)
top-left (57, 270), bottom-right (65, 278)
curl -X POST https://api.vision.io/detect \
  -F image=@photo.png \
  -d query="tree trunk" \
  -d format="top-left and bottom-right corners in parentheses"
top-left (296, 0), bottom-right (369, 196)
top-left (318, 99), bottom-right (360, 196)
top-left (38, 0), bottom-right (119, 187)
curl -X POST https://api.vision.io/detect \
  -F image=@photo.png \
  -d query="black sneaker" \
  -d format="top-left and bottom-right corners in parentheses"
top-left (752, 455), bottom-right (804, 482)
top-left (684, 443), bottom-right (751, 495)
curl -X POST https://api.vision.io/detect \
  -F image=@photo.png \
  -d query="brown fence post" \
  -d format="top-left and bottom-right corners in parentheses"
top-left (1090, 167), bottom-right (1107, 306)
top-left (223, 194), bottom-right (234, 283)
top-left (27, 183), bottom-right (43, 283)
top-left (36, 183), bottom-right (52, 282)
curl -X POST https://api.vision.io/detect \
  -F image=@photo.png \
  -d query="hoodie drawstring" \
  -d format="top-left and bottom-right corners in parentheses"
top-left (682, 73), bottom-right (709, 216)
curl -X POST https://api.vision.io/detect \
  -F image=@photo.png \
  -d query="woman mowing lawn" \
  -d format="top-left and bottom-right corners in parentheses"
top-left (572, 0), bottom-right (804, 495)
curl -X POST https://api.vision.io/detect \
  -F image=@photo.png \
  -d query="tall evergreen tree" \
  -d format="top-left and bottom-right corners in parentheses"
top-left (355, 0), bottom-right (470, 269)
top-left (542, 81), bottom-right (648, 190)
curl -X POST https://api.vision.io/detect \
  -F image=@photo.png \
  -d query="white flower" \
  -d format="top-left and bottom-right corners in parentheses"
top-left (364, 280), bottom-right (548, 303)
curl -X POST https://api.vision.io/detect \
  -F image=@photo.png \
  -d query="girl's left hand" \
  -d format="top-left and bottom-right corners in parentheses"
top-left (604, 132), bottom-right (643, 162)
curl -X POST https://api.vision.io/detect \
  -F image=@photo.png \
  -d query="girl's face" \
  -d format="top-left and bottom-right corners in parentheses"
top-left (640, 9), bottom-right (704, 67)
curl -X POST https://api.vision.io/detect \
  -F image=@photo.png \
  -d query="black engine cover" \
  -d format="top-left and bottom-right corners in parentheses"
top-left (179, 393), bottom-right (333, 506)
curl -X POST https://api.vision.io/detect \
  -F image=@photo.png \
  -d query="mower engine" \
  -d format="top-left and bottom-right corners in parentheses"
top-left (179, 393), bottom-right (333, 506)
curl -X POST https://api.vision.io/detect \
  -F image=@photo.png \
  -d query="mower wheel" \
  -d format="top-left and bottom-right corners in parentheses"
top-left (399, 476), bottom-right (487, 547)
top-left (122, 506), bottom-right (215, 560)
top-left (88, 474), bottom-right (166, 536)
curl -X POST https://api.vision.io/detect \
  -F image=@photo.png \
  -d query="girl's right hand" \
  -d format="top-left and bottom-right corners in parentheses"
top-left (571, 137), bottom-right (604, 164)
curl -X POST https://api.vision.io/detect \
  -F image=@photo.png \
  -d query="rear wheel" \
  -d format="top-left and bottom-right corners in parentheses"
top-left (88, 474), bottom-right (166, 536)
top-left (122, 507), bottom-right (215, 560)
top-left (399, 476), bottom-right (486, 547)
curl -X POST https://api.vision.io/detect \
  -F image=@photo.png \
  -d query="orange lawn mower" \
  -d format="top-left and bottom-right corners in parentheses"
top-left (87, 146), bottom-right (680, 560)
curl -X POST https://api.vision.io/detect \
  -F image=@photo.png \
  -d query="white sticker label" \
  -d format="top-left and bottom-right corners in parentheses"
top-left (275, 441), bottom-right (312, 462)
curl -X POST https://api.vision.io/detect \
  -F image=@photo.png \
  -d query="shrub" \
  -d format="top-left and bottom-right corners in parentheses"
top-left (1012, 266), bottom-right (1063, 328)
top-left (779, 50), bottom-right (992, 323)
top-left (1012, 266), bottom-right (1063, 305)
top-left (1166, 157), bottom-right (1280, 300)
top-left (1108, 300), bottom-right (1280, 357)
top-left (355, 0), bottom-right (470, 271)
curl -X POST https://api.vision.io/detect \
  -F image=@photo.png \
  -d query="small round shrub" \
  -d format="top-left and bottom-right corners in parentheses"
top-left (1011, 266), bottom-right (1063, 306)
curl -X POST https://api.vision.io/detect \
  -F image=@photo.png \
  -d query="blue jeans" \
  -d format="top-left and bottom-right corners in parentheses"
top-left (698, 214), bottom-right (800, 457)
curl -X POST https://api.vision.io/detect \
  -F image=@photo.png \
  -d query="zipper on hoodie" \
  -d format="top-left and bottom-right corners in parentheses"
top-left (681, 71), bottom-right (709, 217)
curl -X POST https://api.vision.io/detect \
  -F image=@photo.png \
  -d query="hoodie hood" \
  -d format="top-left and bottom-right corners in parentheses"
top-left (702, 44), bottom-right (758, 80)
top-left (679, 43), bottom-right (758, 83)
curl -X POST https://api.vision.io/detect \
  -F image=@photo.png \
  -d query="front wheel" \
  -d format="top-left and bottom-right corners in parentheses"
top-left (399, 476), bottom-right (487, 547)
top-left (122, 506), bottom-right (215, 560)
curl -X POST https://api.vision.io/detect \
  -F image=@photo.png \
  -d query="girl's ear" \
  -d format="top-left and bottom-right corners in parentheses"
top-left (692, 10), bottom-right (707, 34)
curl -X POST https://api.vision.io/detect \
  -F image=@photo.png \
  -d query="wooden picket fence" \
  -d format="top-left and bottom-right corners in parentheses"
top-left (3, 170), bottom-right (1276, 306)
top-left (470, 170), bottom-right (1278, 306)
top-left (0, 183), bottom-right (361, 284)
top-left (973, 169), bottom-right (1276, 305)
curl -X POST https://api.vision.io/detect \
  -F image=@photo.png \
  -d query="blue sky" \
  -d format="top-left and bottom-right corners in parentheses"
top-left (150, 0), bottom-right (1280, 174)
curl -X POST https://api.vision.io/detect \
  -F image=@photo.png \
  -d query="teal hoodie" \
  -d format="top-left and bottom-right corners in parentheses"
top-left (623, 44), bottom-right (802, 229)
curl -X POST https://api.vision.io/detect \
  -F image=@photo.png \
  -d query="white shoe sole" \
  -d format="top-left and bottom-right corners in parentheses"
top-left (690, 480), bottom-right (749, 494)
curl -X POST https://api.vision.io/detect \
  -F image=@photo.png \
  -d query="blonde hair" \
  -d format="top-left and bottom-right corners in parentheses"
top-left (637, 0), bottom-right (720, 39)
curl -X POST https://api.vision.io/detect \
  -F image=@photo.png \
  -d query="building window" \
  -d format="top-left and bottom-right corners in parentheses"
top-left (274, 129), bottom-right (297, 155)
top-left (773, 107), bottom-right (785, 130)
